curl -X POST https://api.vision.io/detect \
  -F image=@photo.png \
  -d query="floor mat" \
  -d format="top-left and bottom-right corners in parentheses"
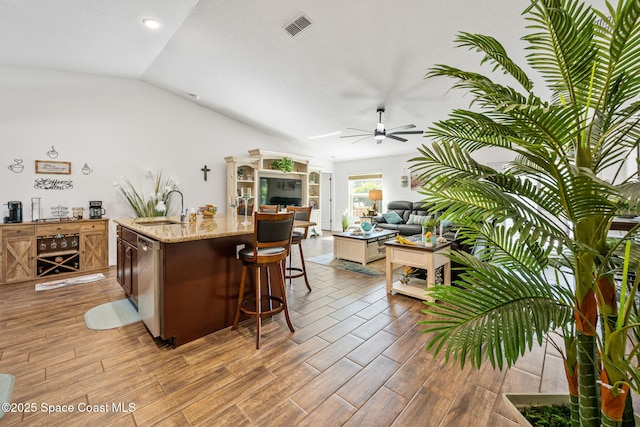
top-left (84, 299), bottom-right (142, 330)
top-left (307, 253), bottom-right (388, 276)
top-left (35, 273), bottom-right (106, 291)
top-left (0, 374), bottom-right (15, 419)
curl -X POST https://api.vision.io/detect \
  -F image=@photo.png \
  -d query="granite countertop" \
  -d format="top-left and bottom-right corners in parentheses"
top-left (113, 214), bottom-right (253, 243)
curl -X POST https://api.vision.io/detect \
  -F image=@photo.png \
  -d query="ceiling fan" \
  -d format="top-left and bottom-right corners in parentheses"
top-left (340, 108), bottom-right (423, 144)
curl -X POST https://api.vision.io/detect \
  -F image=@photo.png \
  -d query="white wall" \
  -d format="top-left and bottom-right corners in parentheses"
top-left (332, 147), bottom-right (515, 231)
top-left (0, 65), bottom-right (332, 265)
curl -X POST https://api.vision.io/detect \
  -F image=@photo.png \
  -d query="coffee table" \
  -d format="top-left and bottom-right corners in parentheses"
top-left (333, 229), bottom-right (399, 265)
top-left (385, 239), bottom-right (452, 301)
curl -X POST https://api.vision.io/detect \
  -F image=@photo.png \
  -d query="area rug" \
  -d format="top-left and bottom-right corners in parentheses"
top-left (307, 253), bottom-right (389, 276)
top-left (35, 273), bottom-right (106, 292)
top-left (0, 374), bottom-right (15, 420)
top-left (84, 299), bottom-right (142, 330)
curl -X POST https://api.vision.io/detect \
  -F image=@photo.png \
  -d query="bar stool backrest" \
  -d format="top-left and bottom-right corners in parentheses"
top-left (259, 205), bottom-right (279, 213)
top-left (252, 212), bottom-right (295, 258)
top-left (286, 206), bottom-right (312, 239)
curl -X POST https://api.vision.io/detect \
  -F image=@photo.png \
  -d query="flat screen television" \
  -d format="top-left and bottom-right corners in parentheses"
top-left (258, 177), bottom-right (303, 208)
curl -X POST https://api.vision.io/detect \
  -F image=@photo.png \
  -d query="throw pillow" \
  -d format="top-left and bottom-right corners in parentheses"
top-left (406, 214), bottom-right (431, 225)
top-left (382, 211), bottom-right (403, 224)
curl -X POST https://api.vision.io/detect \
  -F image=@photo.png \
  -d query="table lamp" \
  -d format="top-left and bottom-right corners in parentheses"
top-left (369, 190), bottom-right (382, 215)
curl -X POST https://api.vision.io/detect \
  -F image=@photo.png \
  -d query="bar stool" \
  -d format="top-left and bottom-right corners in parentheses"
top-left (259, 204), bottom-right (279, 213)
top-left (285, 206), bottom-right (312, 291)
top-left (232, 211), bottom-right (295, 349)
top-left (238, 203), bottom-right (253, 216)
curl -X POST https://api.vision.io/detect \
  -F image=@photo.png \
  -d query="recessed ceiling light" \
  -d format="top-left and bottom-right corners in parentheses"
top-left (308, 131), bottom-right (341, 140)
top-left (142, 18), bottom-right (161, 29)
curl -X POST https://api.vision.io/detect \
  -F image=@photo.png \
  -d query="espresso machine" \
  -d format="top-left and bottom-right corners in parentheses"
top-left (89, 201), bottom-right (105, 219)
top-left (6, 201), bottom-right (22, 223)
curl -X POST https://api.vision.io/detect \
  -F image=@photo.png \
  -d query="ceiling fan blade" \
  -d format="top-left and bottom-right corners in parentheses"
top-left (351, 135), bottom-right (373, 144)
top-left (389, 130), bottom-right (423, 135)
top-left (386, 134), bottom-right (408, 142)
top-left (340, 133), bottom-right (373, 138)
top-left (346, 127), bottom-right (373, 133)
top-left (387, 124), bottom-right (416, 132)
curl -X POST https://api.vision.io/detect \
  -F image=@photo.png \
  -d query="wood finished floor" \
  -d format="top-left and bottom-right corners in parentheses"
top-left (0, 233), bottom-right (566, 426)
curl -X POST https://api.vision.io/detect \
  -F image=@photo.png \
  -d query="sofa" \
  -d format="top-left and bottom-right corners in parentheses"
top-left (372, 201), bottom-right (454, 236)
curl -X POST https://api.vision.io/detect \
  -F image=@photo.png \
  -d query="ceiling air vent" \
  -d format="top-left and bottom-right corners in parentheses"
top-left (284, 14), bottom-right (312, 37)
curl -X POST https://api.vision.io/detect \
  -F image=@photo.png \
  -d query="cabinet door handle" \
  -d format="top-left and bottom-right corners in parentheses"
top-left (125, 247), bottom-right (132, 259)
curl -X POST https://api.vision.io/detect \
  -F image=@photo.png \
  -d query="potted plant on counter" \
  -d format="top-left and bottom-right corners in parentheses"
top-left (115, 170), bottom-right (180, 218)
top-left (410, 0), bottom-right (640, 425)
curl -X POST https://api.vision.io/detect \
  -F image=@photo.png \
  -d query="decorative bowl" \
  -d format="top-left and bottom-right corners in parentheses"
top-left (200, 204), bottom-right (217, 218)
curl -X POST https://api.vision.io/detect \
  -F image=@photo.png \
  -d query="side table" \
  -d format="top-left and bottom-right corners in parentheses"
top-left (385, 240), bottom-right (452, 301)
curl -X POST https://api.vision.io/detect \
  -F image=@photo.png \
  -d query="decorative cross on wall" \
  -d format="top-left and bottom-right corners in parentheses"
top-left (201, 165), bottom-right (211, 181)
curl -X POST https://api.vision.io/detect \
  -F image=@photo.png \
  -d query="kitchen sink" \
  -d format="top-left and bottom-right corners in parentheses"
top-left (135, 220), bottom-right (183, 226)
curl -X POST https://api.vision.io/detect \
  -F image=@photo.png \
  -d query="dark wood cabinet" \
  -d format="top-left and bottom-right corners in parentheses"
top-left (116, 226), bottom-right (138, 305)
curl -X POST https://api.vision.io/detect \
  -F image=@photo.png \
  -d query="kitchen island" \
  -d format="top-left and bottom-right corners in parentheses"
top-left (114, 214), bottom-right (255, 347)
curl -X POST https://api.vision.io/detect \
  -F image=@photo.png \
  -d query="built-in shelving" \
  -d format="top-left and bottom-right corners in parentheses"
top-left (225, 151), bottom-right (322, 233)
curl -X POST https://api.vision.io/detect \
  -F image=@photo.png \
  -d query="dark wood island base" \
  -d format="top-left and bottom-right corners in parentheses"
top-left (162, 233), bottom-right (253, 346)
top-left (115, 215), bottom-right (260, 347)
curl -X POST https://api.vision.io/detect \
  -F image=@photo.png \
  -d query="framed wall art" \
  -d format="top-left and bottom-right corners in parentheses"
top-left (35, 160), bottom-right (71, 175)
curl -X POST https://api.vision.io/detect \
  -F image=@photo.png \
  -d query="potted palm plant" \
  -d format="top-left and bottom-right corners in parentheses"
top-left (410, 0), bottom-right (640, 425)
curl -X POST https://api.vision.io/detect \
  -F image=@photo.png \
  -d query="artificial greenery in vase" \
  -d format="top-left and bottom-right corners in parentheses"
top-left (270, 157), bottom-right (294, 172)
top-left (410, 0), bottom-right (640, 426)
top-left (115, 170), bottom-right (180, 217)
top-left (341, 210), bottom-right (350, 231)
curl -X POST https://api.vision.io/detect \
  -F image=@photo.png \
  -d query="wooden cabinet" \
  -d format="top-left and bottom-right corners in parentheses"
top-left (2, 225), bottom-right (35, 283)
top-left (224, 156), bottom-right (259, 214)
top-left (116, 226), bottom-right (138, 303)
top-left (36, 222), bottom-right (81, 277)
top-left (81, 221), bottom-right (108, 271)
top-left (0, 219), bottom-right (108, 286)
top-left (308, 167), bottom-right (322, 236)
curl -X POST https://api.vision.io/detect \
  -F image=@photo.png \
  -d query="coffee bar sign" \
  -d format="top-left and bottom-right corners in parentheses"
top-left (35, 160), bottom-right (71, 175)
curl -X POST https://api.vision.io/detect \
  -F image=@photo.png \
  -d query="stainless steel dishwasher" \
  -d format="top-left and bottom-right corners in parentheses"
top-left (137, 235), bottom-right (161, 337)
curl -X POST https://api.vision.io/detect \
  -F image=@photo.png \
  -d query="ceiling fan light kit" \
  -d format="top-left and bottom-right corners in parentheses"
top-left (341, 108), bottom-right (423, 144)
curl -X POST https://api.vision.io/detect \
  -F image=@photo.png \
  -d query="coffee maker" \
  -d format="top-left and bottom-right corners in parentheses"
top-left (89, 201), bottom-right (105, 219)
top-left (7, 201), bottom-right (22, 223)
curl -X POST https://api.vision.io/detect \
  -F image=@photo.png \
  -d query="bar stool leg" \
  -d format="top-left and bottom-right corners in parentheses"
top-left (232, 265), bottom-right (248, 330)
top-left (286, 241), bottom-right (312, 291)
top-left (298, 243), bottom-right (311, 291)
top-left (278, 260), bottom-right (295, 333)
top-left (255, 266), bottom-right (262, 349)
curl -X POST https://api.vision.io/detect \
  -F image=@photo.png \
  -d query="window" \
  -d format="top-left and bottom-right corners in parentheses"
top-left (348, 173), bottom-right (382, 218)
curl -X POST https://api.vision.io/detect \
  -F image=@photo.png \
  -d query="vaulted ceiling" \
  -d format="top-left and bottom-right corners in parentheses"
top-left (0, 0), bottom-right (536, 161)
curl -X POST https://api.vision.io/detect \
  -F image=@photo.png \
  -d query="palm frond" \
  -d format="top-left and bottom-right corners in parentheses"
top-left (524, 0), bottom-right (598, 105)
top-left (454, 32), bottom-right (533, 91)
top-left (422, 256), bottom-right (574, 369)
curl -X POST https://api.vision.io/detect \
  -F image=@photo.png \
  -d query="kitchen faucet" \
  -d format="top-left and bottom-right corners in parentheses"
top-left (164, 190), bottom-right (186, 222)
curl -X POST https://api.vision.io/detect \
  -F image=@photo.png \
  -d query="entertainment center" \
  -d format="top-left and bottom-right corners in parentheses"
top-left (225, 149), bottom-right (322, 228)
